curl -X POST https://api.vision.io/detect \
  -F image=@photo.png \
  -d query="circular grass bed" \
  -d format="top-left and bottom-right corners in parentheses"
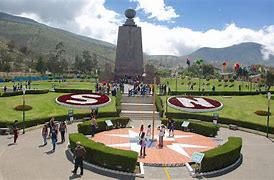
top-left (255, 110), bottom-right (271, 116)
top-left (14, 105), bottom-right (33, 111)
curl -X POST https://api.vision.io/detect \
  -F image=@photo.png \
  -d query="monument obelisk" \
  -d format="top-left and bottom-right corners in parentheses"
top-left (114, 9), bottom-right (144, 80)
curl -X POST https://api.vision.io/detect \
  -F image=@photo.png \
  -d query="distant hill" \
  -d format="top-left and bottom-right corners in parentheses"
top-left (188, 42), bottom-right (274, 65)
top-left (145, 55), bottom-right (183, 69)
top-left (0, 12), bottom-right (116, 67)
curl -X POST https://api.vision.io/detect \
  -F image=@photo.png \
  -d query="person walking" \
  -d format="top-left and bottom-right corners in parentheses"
top-left (59, 121), bottom-right (67, 143)
top-left (167, 118), bottom-right (175, 137)
top-left (42, 123), bottom-right (48, 145)
top-left (51, 124), bottom-right (57, 152)
top-left (139, 132), bottom-right (147, 157)
top-left (12, 120), bottom-right (19, 144)
top-left (48, 117), bottom-right (55, 138)
top-left (72, 141), bottom-right (86, 176)
top-left (90, 115), bottom-right (97, 138)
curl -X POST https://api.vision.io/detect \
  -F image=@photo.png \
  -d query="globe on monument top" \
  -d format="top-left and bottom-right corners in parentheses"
top-left (125, 9), bottom-right (136, 19)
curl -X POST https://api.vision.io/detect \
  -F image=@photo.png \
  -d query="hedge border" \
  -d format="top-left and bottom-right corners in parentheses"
top-left (165, 112), bottom-right (274, 134)
top-left (200, 137), bottom-right (242, 172)
top-left (78, 117), bottom-right (130, 135)
top-left (161, 118), bottom-right (219, 137)
top-left (0, 89), bottom-right (49, 97)
top-left (53, 88), bottom-right (93, 93)
top-left (155, 94), bottom-right (164, 117)
top-left (69, 133), bottom-right (138, 173)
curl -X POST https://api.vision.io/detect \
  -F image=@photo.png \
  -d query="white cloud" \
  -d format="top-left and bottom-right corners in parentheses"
top-left (131, 0), bottom-right (179, 21)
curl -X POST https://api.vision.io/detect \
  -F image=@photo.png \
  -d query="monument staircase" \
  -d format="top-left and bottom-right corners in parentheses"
top-left (120, 94), bottom-right (161, 128)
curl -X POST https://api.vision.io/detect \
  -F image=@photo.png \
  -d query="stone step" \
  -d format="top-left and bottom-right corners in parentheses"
top-left (121, 96), bottom-right (153, 104)
top-left (121, 105), bottom-right (156, 111)
top-left (121, 110), bottom-right (159, 114)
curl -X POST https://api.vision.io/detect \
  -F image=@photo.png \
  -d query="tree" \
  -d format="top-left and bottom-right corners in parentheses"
top-left (266, 70), bottom-right (274, 91)
top-left (74, 55), bottom-right (83, 73)
top-left (202, 64), bottom-right (214, 77)
top-left (7, 40), bottom-right (15, 52)
top-left (36, 56), bottom-right (46, 73)
top-left (82, 50), bottom-right (92, 74)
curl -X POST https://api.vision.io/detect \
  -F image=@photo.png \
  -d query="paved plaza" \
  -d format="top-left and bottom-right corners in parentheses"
top-left (92, 128), bottom-right (216, 165)
top-left (1, 123), bottom-right (274, 180)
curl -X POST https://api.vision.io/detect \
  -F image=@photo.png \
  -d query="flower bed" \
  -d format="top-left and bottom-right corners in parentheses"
top-left (56, 93), bottom-right (111, 109)
top-left (168, 96), bottom-right (223, 113)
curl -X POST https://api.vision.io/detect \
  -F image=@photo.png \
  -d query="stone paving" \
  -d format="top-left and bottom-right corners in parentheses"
top-left (92, 128), bottom-right (217, 165)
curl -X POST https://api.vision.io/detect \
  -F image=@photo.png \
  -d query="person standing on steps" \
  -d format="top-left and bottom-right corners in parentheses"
top-left (72, 141), bottom-right (86, 176)
top-left (42, 123), bottom-right (48, 146)
top-left (12, 120), bottom-right (19, 144)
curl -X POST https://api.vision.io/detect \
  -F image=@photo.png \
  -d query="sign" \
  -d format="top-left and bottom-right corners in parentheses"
top-left (105, 120), bottom-right (113, 127)
top-left (191, 152), bottom-right (205, 164)
top-left (168, 96), bottom-right (223, 113)
top-left (181, 121), bottom-right (190, 128)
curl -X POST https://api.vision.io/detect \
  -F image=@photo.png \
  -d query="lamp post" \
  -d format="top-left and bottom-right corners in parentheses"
top-left (266, 92), bottom-right (271, 138)
top-left (22, 87), bottom-right (26, 134)
top-left (152, 77), bottom-right (156, 141)
top-left (175, 71), bottom-right (178, 92)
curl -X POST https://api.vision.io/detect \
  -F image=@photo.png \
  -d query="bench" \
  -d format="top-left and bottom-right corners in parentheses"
top-left (0, 128), bottom-right (10, 135)
top-left (229, 124), bottom-right (238, 130)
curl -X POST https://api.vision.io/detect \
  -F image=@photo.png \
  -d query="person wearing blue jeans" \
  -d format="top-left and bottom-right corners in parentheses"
top-left (51, 126), bottom-right (57, 152)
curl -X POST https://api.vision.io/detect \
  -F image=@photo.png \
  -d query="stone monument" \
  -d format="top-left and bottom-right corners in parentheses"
top-left (114, 9), bottom-right (144, 80)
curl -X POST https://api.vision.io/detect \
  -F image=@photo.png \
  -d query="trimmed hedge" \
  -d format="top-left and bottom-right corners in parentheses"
top-left (255, 110), bottom-right (271, 116)
top-left (0, 112), bottom-right (119, 128)
top-left (169, 90), bottom-right (274, 96)
top-left (161, 118), bottom-right (219, 137)
top-left (54, 88), bottom-right (93, 93)
top-left (69, 133), bottom-right (138, 173)
top-left (78, 117), bottom-right (130, 135)
top-left (165, 112), bottom-right (274, 134)
top-left (0, 89), bottom-right (49, 97)
top-left (201, 137), bottom-right (242, 172)
top-left (155, 94), bottom-right (164, 117)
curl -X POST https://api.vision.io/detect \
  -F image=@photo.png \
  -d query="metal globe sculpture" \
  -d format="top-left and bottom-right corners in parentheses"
top-left (125, 9), bottom-right (136, 19)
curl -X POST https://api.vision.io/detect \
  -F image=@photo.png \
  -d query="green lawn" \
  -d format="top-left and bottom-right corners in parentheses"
top-left (0, 79), bottom-right (96, 92)
top-left (0, 92), bottom-right (116, 123)
top-left (162, 95), bottom-right (274, 128)
top-left (161, 77), bottom-right (274, 92)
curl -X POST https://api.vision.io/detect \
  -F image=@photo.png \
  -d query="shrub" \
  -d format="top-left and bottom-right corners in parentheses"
top-left (218, 84), bottom-right (222, 87)
top-left (218, 79), bottom-right (222, 82)
top-left (165, 112), bottom-right (274, 134)
top-left (78, 117), bottom-right (130, 135)
top-left (0, 89), bottom-right (49, 97)
top-left (229, 84), bottom-right (234, 88)
top-left (69, 133), bottom-right (138, 172)
top-left (54, 88), bottom-right (93, 93)
top-left (161, 118), bottom-right (219, 137)
top-left (255, 110), bottom-right (271, 116)
top-left (224, 79), bottom-right (228, 82)
top-left (14, 105), bottom-right (32, 111)
top-left (155, 94), bottom-right (164, 117)
top-left (201, 137), bottom-right (242, 172)
top-left (169, 90), bottom-right (274, 96)
top-left (229, 79), bottom-right (234, 83)
top-left (206, 83), bottom-right (210, 86)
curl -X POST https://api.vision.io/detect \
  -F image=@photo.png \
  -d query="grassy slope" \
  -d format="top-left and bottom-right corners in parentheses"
top-left (0, 92), bottom-right (116, 122)
top-left (0, 19), bottom-right (116, 64)
top-left (162, 95), bottom-right (274, 128)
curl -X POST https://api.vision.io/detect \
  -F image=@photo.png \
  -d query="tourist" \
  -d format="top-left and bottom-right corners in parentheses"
top-left (51, 124), bottom-right (58, 152)
top-left (3, 85), bottom-right (7, 92)
top-left (90, 115), bottom-right (97, 138)
top-left (139, 132), bottom-right (147, 157)
top-left (139, 124), bottom-right (144, 136)
top-left (72, 141), bottom-right (86, 176)
top-left (167, 118), bottom-right (175, 137)
top-left (48, 117), bottom-right (55, 138)
top-left (42, 123), bottom-right (48, 145)
top-left (146, 124), bottom-right (151, 137)
top-left (158, 125), bottom-right (165, 148)
top-left (212, 85), bottom-right (215, 92)
top-left (59, 121), bottom-right (67, 143)
top-left (12, 120), bottom-right (19, 144)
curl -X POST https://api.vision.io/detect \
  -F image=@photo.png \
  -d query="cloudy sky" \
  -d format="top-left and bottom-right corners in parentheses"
top-left (0, 0), bottom-right (274, 59)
